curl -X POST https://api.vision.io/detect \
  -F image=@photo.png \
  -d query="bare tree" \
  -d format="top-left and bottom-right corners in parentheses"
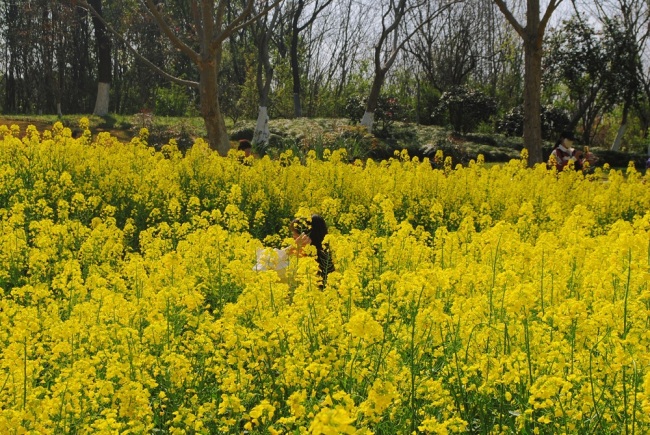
top-left (592, 0), bottom-right (648, 150)
top-left (360, 0), bottom-right (457, 132)
top-left (89, 0), bottom-right (111, 116)
top-left (493, 0), bottom-right (563, 166)
top-left (407, 2), bottom-right (479, 92)
top-left (251, 1), bottom-right (281, 144)
top-left (287, 0), bottom-right (334, 117)
top-left (469, 0), bottom-right (523, 108)
top-left (324, 0), bottom-right (372, 100)
top-left (84, 0), bottom-right (282, 155)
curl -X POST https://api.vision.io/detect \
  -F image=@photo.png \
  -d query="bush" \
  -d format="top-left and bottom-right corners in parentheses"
top-left (497, 104), bottom-right (571, 140)
top-left (262, 125), bottom-right (384, 162)
top-left (344, 95), bottom-right (366, 125)
top-left (415, 83), bottom-right (442, 125)
top-left (145, 119), bottom-right (198, 151)
top-left (497, 106), bottom-right (523, 137)
top-left (344, 94), bottom-right (408, 136)
top-left (433, 86), bottom-right (497, 133)
top-left (154, 84), bottom-right (195, 117)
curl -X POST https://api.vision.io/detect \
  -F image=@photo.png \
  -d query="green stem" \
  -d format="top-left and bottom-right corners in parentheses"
top-left (489, 235), bottom-right (502, 323)
top-left (523, 315), bottom-right (533, 386)
top-left (409, 286), bottom-right (426, 434)
top-left (623, 365), bottom-right (629, 435)
top-left (623, 249), bottom-right (632, 339)
top-left (632, 361), bottom-right (638, 435)
top-left (22, 337), bottom-right (27, 410)
top-left (539, 251), bottom-right (544, 317)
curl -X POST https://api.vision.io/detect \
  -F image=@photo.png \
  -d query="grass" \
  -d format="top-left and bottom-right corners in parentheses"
top-left (1, 114), bottom-right (647, 168)
top-left (0, 114), bottom-right (210, 148)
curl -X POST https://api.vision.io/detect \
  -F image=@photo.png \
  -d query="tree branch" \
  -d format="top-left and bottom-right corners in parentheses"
top-left (539, 0), bottom-right (563, 38)
top-left (143, 0), bottom-right (200, 64)
top-left (79, 0), bottom-right (199, 88)
top-left (201, 0), bottom-right (216, 51)
top-left (297, 0), bottom-right (334, 33)
top-left (493, 0), bottom-right (525, 37)
top-left (215, 1), bottom-right (227, 44)
top-left (385, 0), bottom-right (459, 72)
top-left (190, 1), bottom-right (203, 42)
top-left (213, 0), bottom-right (284, 49)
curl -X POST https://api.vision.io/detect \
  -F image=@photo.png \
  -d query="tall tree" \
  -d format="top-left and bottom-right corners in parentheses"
top-left (2, 0), bottom-right (18, 113)
top-left (85, 0), bottom-right (281, 155)
top-left (70, 2), bottom-right (95, 112)
top-left (324, 0), bottom-right (370, 101)
top-left (407, 2), bottom-right (480, 93)
top-left (287, 0), bottom-right (333, 117)
top-left (493, 0), bottom-right (563, 166)
top-left (594, 0), bottom-right (647, 150)
top-left (251, 1), bottom-right (281, 144)
top-left (89, 0), bottom-right (111, 116)
top-left (544, 16), bottom-right (610, 144)
top-left (361, 0), bottom-right (455, 132)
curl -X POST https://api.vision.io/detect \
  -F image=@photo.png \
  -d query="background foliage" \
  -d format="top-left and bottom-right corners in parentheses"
top-left (2, 1), bottom-right (650, 151)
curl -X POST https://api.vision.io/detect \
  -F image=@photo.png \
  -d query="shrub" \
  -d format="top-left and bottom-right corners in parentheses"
top-left (414, 83), bottom-right (442, 126)
top-left (497, 104), bottom-right (571, 140)
top-left (433, 86), bottom-right (497, 133)
top-left (154, 83), bottom-right (195, 117)
top-left (264, 125), bottom-right (383, 162)
top-left (344, 94), bottom-right (408, 136)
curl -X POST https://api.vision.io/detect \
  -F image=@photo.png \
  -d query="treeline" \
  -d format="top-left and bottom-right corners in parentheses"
top-left (1, 0), bottom-right (649, 152)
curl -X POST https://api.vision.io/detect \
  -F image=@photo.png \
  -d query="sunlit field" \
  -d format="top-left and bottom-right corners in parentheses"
top-left (1, 120), bottom-right (650, 434)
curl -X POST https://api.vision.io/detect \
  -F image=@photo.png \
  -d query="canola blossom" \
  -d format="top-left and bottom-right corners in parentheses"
top-left (1, 120), bottom-right (650, 434)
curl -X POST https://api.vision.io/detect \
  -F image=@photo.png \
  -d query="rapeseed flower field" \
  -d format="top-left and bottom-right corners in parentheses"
top-left (1, 119), bottom-right (649, 434)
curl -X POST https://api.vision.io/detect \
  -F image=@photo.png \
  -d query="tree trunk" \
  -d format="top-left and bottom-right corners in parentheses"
top-left (254, 106), bottom-right (270, 145)
top-left (93, 82), bottom-right (110, 116)
top-left (493, 0), bottom-right (561, 166)
top-left (415, 78), bottom-right (421, 125)
top-left (611, 101), bottom-right (630, 151)
top-left (290, 38), bottom-right (302, 117)
top-left (361, 69), bottom-right (387, 133)
top-left (290, 2), bottom-right (303, 118)
top-left (5, 70), bottom-right (16, 113)
top-left (360, 111), bottom-right (375, 131)
top-left (611, 123), bottom-right (627, 151)
top-left (292, 92), bottom-right (302, 118)
top-left (523, 39), bottom-right (543, 166)
top-left (89, 0), bottom-right (111, 116)
top-left (199, 64), bottom-right (229, 155)
top-left (4, 0), bottom-right (17, 112)
top-left (255, 51), bottom-right (273, 145)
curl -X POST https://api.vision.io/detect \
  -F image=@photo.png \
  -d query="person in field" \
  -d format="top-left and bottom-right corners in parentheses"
top-left (237, 139), bottom-right (253, 157)
top-left (548, 131), bottom-right (596, 171)
top-left (289, 214), bottom-right (335, 285)
top-left (254, 214), bottom-right (335, 287)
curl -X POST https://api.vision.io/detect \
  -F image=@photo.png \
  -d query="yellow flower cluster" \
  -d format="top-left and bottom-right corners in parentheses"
top-left (1, 122), bottom-right (649, 433)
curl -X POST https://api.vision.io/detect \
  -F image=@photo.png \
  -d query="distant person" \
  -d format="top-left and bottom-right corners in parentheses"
top-left (548, 131), bottom-right (596, 171)
top-left (238, 139), bottom-right (253, 157)
top-left (289, 214), bottom-right (335, 285)
top-left (254, 214), bottom-right (335, 287)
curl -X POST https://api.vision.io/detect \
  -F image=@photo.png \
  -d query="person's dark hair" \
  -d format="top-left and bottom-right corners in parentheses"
top-left (291, 214), bottom-right (334, 282)
top-left (554, 131), bottom-right (576, 148)
top-left (238, 139), bottom-right (252, 151)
